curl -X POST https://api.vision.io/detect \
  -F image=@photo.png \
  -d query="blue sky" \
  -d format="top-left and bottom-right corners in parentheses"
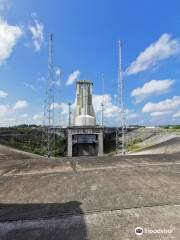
top-left (0, 0), bottom-right (180, 126)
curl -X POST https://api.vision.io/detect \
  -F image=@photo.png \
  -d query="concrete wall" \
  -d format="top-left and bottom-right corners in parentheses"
top-left (67, 127), bottom-right (103, 157)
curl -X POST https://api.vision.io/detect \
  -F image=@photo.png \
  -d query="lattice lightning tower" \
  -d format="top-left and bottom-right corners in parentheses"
top-left (116, 40), bottom-right (126, 155)
top-left (42, 33), bottom-right (55, 157)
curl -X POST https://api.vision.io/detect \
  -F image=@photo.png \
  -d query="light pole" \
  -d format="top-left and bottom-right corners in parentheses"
top-left (68, 102), bottom-right (71, 127)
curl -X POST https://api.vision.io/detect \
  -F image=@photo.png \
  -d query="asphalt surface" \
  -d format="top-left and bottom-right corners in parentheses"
top-left (0, 144), bottom-right (180, 239)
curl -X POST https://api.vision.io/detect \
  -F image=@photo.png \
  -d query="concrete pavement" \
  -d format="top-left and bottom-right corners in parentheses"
top-left (0, 144), bottom-right (180, 239)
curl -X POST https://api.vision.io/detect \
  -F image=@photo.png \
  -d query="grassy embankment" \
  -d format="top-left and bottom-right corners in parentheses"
top-left (0, 126), bottom-right (66, 157)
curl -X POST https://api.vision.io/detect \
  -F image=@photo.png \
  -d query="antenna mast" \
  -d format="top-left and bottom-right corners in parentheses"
top-left (116, 40), bottom-right (126, 155)
top-left (68, 102), bottom-right (71, 127)
top-left (56, 68), bottom-right (62, 126)
top-left (42, 33), bottom-right (55, 157)
top-left (101, 73), bottom-right (105, 127)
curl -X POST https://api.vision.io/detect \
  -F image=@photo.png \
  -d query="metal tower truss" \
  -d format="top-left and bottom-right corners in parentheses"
top-left (42, 33), bottom-right (55, 157)
top-left (116, 40), bottom-right (127, 155)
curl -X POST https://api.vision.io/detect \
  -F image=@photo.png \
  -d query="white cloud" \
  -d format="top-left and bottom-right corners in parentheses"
top-left (0, 104), bottom-right (9, 117)
top-left (0, 99), bottom-right (31, 126)
top-left (32, 112), bottom-right (43, 125)
top-left (150, 111), bottom-right (171, 117)
top-left (0, 99), bottom-right (30, 126)
top-left (56, 68), bottom-right (61, 76)
top-left (0, 0), bottom-right (10, 13)
top-left (66, 70), bottom-right (80, 85)
top-left (24, 82), bottom-right (36, 91)
top-left (13, 100), bottom-right (28, 110)
top-left (142, 96), bottom-right (180, 113)
top-left (93, 94), bottom-right (139, 125)
top-left (37, 76), bottom-right (45, 82)
top-left (59, 103), bottom-right (70, 115)
top-left (20, 113), bottom-right (28, 118)
top-left (50, 95), bottom-right (121, 126)
top-left (126, 34), bottom-right (180, 75)
top-left (49, 102), bottom-right (71, 126)
top-left (131, 79), bottom-right (175, 103)
top-left (93, 94), bottom-right (120, 118)
top-left (0, 18), bottom-right (23, 64)
top-left (53, 102), bottom-right (70, 115)
top-left (54, 67), bottom-right (61, 86)
top-left (0, 90), bottom-right (8, 98)
top-left (0, 93), bottom-right (139, 126)
top-left (0, 103), bottom-right (25, 126)
top-left (32, 113), bottom-right (41, 120)
top-left (29, 16), bottom-right (44, 52)
top-left (128, 112), bottom-right (139, 119)
top-left (173, 111), bottom-right (180, 118)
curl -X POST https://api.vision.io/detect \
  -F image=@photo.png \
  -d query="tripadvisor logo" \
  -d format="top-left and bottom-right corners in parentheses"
top-left (135, 227), bottom-right (143, 236)
top-left (135, 226), bottom-right (173, 236)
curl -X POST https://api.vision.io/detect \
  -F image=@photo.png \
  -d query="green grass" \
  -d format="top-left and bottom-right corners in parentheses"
top-left (128, 137), bottom-right (142, 152)
top-left (0, 126), bottom-right (67, 157)
top-left (128, 144), bottom-right (141, 152)
top-left (160, 125), bottom-right (180, 130)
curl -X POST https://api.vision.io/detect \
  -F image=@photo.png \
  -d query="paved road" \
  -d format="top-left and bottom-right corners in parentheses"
top-left (0, 144), bottom-right (180, 239)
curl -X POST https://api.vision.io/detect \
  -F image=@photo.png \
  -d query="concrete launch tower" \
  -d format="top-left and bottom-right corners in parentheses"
top-left (74, 80), bottom-right (96, 126)
top-left (67, 80), bottom-right (103, 157)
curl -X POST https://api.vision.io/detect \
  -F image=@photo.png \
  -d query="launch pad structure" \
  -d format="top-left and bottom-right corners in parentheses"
top-left (42, 35), bottom-right (125, 158)
top-left (67, 40), bottom-right (126, 157)
top-left (67, 80), bottom-right (104, 157)
top-left (67, 126), bottom-right (103, 157)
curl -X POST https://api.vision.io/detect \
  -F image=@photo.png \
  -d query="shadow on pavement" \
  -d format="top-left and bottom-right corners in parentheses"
top-left (0, 201), bottom-right (87, 240)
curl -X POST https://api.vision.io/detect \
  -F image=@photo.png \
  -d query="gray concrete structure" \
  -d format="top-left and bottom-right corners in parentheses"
top-left (74, 80), bottom-right (96, 127)
top-left (67, 126), bottom-right (103, 157)
top-left (67, 80), bottom-right (104, 157)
